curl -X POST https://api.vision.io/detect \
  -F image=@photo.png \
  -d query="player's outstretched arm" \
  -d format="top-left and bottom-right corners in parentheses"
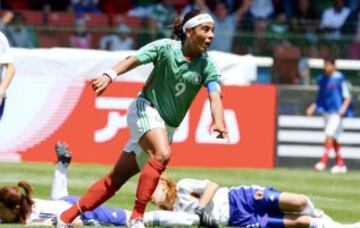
top-left (306, 103), bottom-right (317, 116)
top-left (91, 56), bottom-right (140, 96)
top-left (208, 91), bottom-right (229, 142)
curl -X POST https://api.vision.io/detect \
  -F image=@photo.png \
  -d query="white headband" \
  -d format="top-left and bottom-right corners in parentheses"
top-left (182, 14), bottom-right (214, 33)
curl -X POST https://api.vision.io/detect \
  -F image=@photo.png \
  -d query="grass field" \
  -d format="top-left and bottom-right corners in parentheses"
top-left (0, 162), bottom-right (360, 227)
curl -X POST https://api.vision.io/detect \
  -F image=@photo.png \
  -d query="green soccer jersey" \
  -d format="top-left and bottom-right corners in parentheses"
top-left (135, 38), bottom-right (221, 127)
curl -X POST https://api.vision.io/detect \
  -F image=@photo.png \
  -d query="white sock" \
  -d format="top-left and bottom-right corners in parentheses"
top-left (310, 217), bottom-right (341, 228)
top-left (51, 162), bottom-right (68, 200)
top-left (300, 195), bottom-right (318, 217)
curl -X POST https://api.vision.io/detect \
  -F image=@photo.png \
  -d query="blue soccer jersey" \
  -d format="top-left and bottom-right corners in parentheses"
top-left (228, 185), bottom-right (283, 228)
top-left (315, 71), bottom-right (353, 117)
top-left (61, 196), bottom-right (127, 226)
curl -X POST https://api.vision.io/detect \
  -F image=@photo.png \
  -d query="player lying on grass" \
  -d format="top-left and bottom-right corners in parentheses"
top-left (151, 174), bottom-right (360, 228)
top-left (0, 142), bottom-right (199, 226)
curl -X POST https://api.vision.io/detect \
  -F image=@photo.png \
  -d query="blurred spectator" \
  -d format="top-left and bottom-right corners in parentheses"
top-left (69, 17), bottom-right (92, 49)
top-left (136, 17), bottom-right (162, 48)
top-left (127, 0), bottom-right (156, 18)
top-left (290, 0), bottom-right (319, 57)
top-left (0, 11), bottom-right (14, 31)
top-left (5, 12), bottom-right (38, 48)
top-left (70, 0), bottom-right (101, 15)
top-left (319, 0), bottom-right (351, 40)
top-left (181, 0), bottom-right (216, 17)
top-left (99, 24), bottom-right (134, 50)
top-left (296, 57), bottom-right (311, 85)
top-left (347, 5), bottom-right (360, 58)
top-left (267, 12), bottom-right (290, 47)
top-left (272, 0), bottom-right (293, 19)
top-left (248, 0), bottom-right (274, 20)
top-left (195, 0), bottom-right (252, 52)
top-left (148, 0), bottom-right (178, 37)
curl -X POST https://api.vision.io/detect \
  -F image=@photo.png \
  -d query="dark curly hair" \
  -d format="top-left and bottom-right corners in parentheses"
top-left (171, 9), bottom-right (206, 43)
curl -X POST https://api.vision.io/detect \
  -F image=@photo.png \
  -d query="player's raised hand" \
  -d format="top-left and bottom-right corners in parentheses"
top-left (209, 122), bottom-right (230, 143)
top-left (91, 75), bottom-right (111, 96)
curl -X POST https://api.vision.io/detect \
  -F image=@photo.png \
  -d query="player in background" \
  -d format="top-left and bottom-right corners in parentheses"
top-left (55, 9), bottom-right (228, 228)
top-left (0, 30), bottom-right (16, 122)
top-left (306, 57), bottom-right (353, 174)
top-left (0, 142), bottom-right (200, 226)
top-left (151, 174), bottom-right (360, 228)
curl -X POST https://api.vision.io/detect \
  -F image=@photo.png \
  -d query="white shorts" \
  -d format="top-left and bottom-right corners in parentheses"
top-left (324, 113), bottom-right (342, 140)
top-left (123, 97), bottom-right (175, 169)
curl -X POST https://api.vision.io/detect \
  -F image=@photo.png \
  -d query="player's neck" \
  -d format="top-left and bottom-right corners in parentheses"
top-left (182, 44), bottom-right (200, 61)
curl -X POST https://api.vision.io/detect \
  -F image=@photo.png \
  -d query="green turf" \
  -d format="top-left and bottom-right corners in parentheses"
top-left (0, 162), bottom-right (359, 227)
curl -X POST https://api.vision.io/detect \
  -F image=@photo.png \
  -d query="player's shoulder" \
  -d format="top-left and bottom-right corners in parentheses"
top-left (152, 38), bottom-right (180, 48)
top-left (333, 71), bottom-right (344, 79)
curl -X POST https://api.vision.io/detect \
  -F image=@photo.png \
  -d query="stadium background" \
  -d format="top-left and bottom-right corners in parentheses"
top-left (0, 0), bottom-right (360, 226)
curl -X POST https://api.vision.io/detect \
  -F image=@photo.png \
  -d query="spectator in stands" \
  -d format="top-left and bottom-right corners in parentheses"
top-left (0, 31), bottom-right (15, 123)
top-left (194, 0), bottom-right (252, 52)
top-left (346, 4), bottom-right (360, 59)
top-left (290, 0), bottom-right (319, 57)
top-left (136, 17), bottom-right (162, 48)
top-left (127, 0), bottom-right (156, 18)
top-left (70, 0), bottom-right (101, 15)
top-left (99, 24), bottom-right (134, 51)
top-left (248, 0), bottom-right (274, 20)
top-left (0, 11), bottom-right (14, 31)
top-left (69, 17), bottom-right (92, 49)
top-left (319, 0), bottom-right (351, 40)
top-left (148, 0), bottom-right (178, 37)
top-left (5, 12), bottom-right (38, 48)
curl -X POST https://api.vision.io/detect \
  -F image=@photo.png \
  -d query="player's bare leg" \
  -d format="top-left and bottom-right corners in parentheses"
top-left (279, 193), bottom-right (321, 217)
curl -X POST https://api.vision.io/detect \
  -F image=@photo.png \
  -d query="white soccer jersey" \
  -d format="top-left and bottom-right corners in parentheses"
top-left (0, 31), bottom-right (14, 88)
top-left (175, 178), bottom-right (230, 225)
top-left (27, 199), bottom-right (72, 225)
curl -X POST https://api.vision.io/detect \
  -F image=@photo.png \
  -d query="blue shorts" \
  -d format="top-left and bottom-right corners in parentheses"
top-left (0, 97), bottom-right (5, 121)
top-left (60, 196), bottom-right (127, 226)
top-left (228, 186), bottom-right (284, 228)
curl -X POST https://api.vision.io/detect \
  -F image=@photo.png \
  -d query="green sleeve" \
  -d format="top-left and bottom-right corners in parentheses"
top-left (134, 39), bottom-right (167, 65)
top-left (203, 56), bottom-right (221, 86)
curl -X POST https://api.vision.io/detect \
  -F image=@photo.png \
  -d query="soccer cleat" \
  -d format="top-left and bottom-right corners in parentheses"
top-left (127, 218), bottom-right (145, 228)
top-left (52, 215), bottom-right (73, 228)
top-left (314, 162), bottom-right (326, 171)
top-left (55, 142), bottom-right (72, 167)
top-left (330, 165), bottom-right (347, 174)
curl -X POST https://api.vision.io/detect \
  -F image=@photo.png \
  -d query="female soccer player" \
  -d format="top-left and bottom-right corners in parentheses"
top-left (56, 9), bottom-right (227, 228)
top-left (0, 143), bottom-right (200, 226)
top-left (151, 175), bottom-right (360, 228)
top-left (306, 57), bottom-right (353, 174)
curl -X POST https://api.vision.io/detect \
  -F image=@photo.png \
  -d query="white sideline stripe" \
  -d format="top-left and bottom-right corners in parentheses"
top-left (278, 145), bottom-right (360, 159)
top-left (279, 116), bottom-right (360, 130)
top-left (278, 130), bottom-right (360, 144)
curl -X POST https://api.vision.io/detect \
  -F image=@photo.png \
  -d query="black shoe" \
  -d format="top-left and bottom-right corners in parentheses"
top-left (55, 142), bottom-right (72, 167)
